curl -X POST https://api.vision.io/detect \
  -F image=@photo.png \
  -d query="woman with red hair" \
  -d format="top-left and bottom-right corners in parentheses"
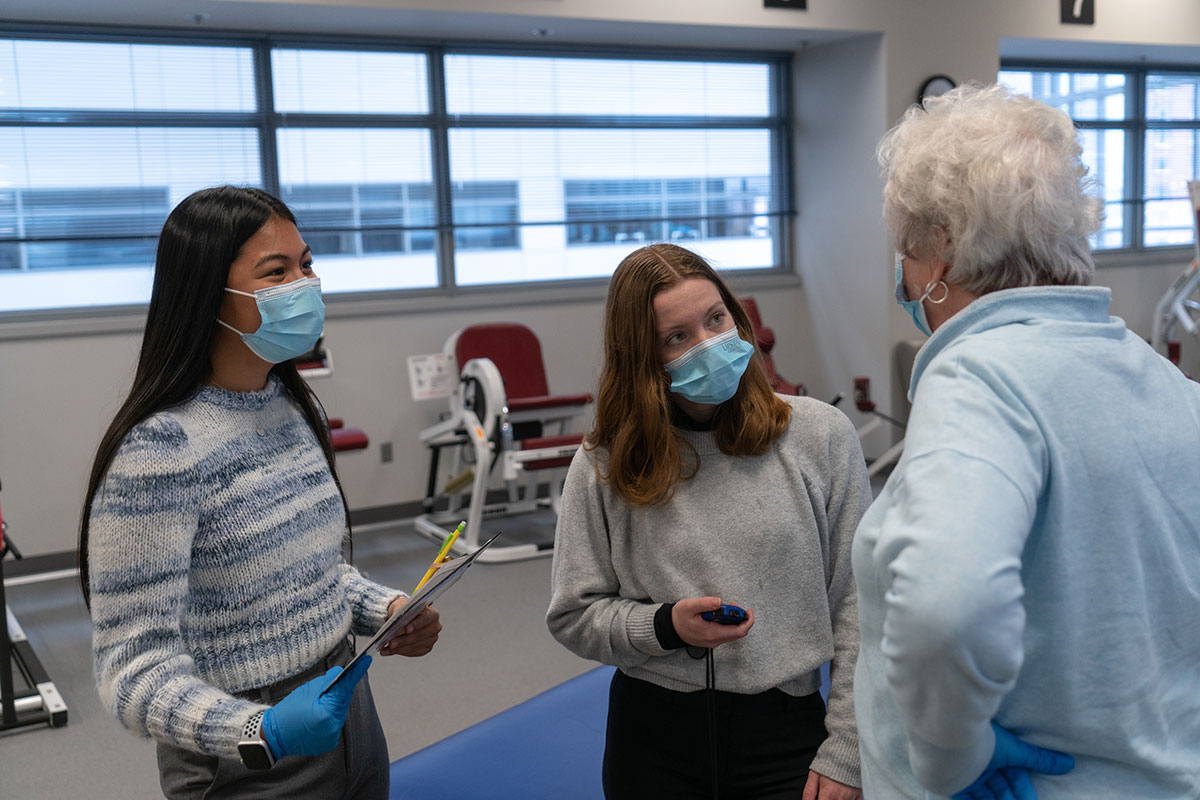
top-left (548, 243), bottom-right (868, 799)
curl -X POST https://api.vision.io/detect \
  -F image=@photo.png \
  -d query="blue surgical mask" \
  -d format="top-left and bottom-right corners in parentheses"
top-left (217, 277), bottom-right (325, 363)
top-left (895, 255), bottom-right (933, 337)
top-left (664, 326), bottom-right (755, 405)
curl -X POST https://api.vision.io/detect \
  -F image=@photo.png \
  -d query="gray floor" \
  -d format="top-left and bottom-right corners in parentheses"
top-left (3, 469), bottom-right (892, 800)
top-left (1, 515), bottom-right (593, 800)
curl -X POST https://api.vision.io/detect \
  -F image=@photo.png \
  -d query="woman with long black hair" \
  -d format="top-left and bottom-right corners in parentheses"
top-left (80, 186), bottom-right (440, 799)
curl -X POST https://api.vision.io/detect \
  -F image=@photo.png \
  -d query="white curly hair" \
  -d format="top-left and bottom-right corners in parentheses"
top-left (878, 82), bottom-right (1103, 295)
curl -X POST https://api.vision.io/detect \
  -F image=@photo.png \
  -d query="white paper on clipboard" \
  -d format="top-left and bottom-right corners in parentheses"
top-left (323, 532), bottom-right (502, 694)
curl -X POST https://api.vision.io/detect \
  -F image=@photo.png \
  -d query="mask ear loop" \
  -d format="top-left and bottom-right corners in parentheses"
top-left (216, 318), bottom-right (248, 336)
top-left (217, 286), bottom-right (256, 336)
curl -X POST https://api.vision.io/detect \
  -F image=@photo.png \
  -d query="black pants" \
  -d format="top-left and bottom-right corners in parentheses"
top-left (602, 669), bottom-right (828, 800)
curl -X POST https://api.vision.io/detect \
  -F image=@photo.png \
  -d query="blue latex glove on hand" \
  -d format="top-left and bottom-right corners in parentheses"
top-left (952, 722), bottom-right (1074, 800)
top-left (261, 656), bottom-right (371, 759)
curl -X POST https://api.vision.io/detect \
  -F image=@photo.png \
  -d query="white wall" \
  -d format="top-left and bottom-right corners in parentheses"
top-left (792, 33), bottom-right (890, 452)
top-left (328, 282), bottom-right (819, 510)
top-left (1, 0), bottom-right (1198, 555)
top-left (0, 281), bottom-right (816, 556)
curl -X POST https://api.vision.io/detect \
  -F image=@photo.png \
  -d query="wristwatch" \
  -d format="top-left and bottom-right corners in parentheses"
top-left (237, 710), bottom-right (276, 770)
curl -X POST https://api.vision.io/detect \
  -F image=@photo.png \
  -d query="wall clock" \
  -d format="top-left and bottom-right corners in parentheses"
top-left (918, 75), bottom-right (957, 106)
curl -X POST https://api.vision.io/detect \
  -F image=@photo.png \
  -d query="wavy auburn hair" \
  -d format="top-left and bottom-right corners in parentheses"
top-left (589, 243), bottom-right (790, 507)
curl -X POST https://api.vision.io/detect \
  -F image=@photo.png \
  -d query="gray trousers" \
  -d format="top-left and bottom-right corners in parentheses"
top-left (157, 637), bottom-right (390, 800)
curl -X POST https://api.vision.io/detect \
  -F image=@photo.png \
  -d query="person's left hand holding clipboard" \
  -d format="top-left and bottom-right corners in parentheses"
top-left (379, 598), bottom-right (441, 657)
top-left (378, 520), bottom-right (462, 657)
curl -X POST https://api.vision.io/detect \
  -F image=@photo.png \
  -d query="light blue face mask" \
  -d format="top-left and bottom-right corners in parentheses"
top-left (664, 326), bottom-right (755, 405)
top-left (217, 276), bottom-right (325, 363)
top-left (894, 254), bottom-right (943, 337)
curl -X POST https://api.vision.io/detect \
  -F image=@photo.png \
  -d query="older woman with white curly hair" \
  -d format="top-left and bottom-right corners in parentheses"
top-left (852, 83), bottom-right (1200, 800)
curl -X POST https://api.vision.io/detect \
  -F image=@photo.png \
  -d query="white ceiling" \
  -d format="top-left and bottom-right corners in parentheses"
top-left (1000, 36), bottom-right (1200, 65)
top-left (1, 0), bottom-right (858, 52)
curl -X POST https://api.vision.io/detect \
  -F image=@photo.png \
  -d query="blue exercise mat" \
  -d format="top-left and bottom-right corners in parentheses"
top-left (389, 665), bottom-right (614, 800)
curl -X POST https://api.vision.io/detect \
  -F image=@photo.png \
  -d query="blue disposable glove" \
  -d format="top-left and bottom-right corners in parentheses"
top-left (951, 722), bottom-right (1074, 800)
top-left (261, 656), bottom-right (371, 759)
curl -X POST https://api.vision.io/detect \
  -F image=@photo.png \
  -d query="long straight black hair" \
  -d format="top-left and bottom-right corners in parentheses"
top-left (79, 185), bottom-right (350, 608)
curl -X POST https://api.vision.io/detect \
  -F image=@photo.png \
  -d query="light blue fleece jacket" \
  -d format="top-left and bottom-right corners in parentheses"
top-left (89, 377), bottom-right (401, 759)
top-left (853, 286), bottom-right (1200, 799)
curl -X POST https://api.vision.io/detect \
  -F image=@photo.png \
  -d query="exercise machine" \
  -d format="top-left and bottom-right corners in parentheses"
top-left (414, 323), bottom-right (592, 563)
top-left (1151, 181), bottom-right (1200, 368)
top-left (0, 480), bottom-right (69, 732)
top-left (850, 376), bottom-right (907, 479)
top-left (296, 336), bottom-right (370, 453)
top-left (1151, 259), bottom-right (1200, 362)
top-left (741, 297), bottom-right (805, 396)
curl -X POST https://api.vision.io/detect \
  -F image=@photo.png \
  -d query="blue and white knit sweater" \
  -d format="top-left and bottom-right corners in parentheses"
top-left (88, 376), bottom-right (400, 759)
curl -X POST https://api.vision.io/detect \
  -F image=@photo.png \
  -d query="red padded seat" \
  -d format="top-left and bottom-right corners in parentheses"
top-left (508, 394), bottom-right (593, 413)
top-left (331, 427), bottom-right (369, 452)
top-left (741, 297), bottom-right (803, 396)
top-left (520, 433), bottom-right (584, 471)
top-left (455, 323), bottom-right (594, 409)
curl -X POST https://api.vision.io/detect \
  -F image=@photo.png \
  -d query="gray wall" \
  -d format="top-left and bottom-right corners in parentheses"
top-left (1, 0), bottom-right (1197, 556)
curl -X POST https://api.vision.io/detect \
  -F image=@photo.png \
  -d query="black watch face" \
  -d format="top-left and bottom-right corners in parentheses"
top-left (238, 741), bottom-right (273, 770)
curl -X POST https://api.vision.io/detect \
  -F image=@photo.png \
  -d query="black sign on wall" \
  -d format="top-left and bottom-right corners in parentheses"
top-left (1061, 0), bottom-right (1095, 25)
top-left (764, 0), bottom-right (807, 9)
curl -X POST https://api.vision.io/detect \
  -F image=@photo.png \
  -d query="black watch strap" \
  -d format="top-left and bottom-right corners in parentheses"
top-left (654, 602), bottom-right (687, 650)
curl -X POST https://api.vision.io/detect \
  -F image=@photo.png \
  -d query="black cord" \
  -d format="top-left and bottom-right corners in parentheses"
top-left (706, 647), bottom-right (718, 800)
top-left (688, 645), bottom-right (719, 799)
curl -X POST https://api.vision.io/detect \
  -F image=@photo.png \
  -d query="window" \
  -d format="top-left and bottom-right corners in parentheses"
top-left (999, 65), bottom-right (1200, 251)
top-left (564, 176), bottom-right (771, 245)
top-left (0, 38), bottom-right (261, 312)
top-left (0, 186), bottom-right (167, 271)
top-left (279, 183), bottom-right (436, 256)
top-left (274, 126), bottom-right (439, 293)
top-left (444, 54), bottom-right (786, 286)
top-left (0, 33), bottom-right (791, 315)
top-left (451, 182), bottom-right (520, 252)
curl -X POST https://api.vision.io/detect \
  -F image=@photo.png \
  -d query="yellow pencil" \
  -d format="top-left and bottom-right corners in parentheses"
top-left (412, 521), bottom-right (466, 593)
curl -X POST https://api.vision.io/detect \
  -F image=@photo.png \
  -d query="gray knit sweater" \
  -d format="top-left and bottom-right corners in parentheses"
top-left (547, 395), bottom-right (868, 787)
top-left (89, 378), bottom-right (400, 759)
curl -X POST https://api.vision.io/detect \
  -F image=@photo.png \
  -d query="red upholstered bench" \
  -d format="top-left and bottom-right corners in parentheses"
top-left (331, 428), bottom-right (369, 452)
top-left (508, 394), bottom-right (594, 414)
top-left (326, 418), bottom-right (369, 452)
top-left (519, 433), bottom-right (584, 471)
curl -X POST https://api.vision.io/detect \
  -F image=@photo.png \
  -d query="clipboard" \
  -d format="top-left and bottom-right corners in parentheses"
top-left (323, 532), bottom-right (502, 694)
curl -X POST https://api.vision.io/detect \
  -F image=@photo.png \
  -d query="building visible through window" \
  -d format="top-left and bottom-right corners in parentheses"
top-left (0, 34), bottom-right (791, 314)
top-left (1000, 66), bottom-right (1200, 251)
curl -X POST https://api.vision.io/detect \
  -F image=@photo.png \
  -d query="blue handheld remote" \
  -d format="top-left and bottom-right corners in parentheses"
top-left (701, 604), bottom-right (748, 625)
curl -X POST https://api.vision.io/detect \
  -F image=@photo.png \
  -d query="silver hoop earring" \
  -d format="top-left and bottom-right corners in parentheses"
top-left (925, 280), bottom-right (950, 304)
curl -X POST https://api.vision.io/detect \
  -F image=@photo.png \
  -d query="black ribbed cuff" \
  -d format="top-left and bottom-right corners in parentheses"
top-left (654, 602), bottom-right (687, 650)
